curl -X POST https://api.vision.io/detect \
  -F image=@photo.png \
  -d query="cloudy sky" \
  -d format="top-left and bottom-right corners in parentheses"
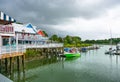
top-left (1, 0), bottom-right (120, 40)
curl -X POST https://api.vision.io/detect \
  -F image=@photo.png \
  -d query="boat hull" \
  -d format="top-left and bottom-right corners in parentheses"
top-left (64, 53), bottom-right (80, 57)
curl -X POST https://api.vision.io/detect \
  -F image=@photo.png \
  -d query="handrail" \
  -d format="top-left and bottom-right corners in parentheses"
top-left (0, 43), bottom-right (63, 56)
top-left (0, 45), bottom-right (25, 55)
top-left (24, 43), bottom-right (63, 48)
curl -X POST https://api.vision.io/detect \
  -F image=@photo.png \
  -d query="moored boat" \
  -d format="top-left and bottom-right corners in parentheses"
top-left (64, 52), bottom-right (80, 57)
top-left (64, 48), bottom-right (81, 57)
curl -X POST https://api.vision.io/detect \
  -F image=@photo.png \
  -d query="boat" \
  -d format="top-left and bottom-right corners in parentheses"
top-left (81, 47), bottom-right (87, 52)
top-left (65, 56), bottom-right (80, 61)
top-left (105, 49), bottom-right (115, 54)
top-left (105, 43), bottom-right (120, 55)
top-left (64, 48), bottom-right (81, 57)
top-left (104, 27), bottom-right (114, 55)
top-left (105, 47), bottom-right (116, 55)
top-left (64, 52), bottom-right (80, 57)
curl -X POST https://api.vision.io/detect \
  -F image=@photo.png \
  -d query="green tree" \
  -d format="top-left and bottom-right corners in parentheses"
top-left (42, 30), bottom-right (48, 37)
top-left (71, 36), bottom-right (81, 47)
top-left (58, 37), bottom-right (63, 42)
top-left (49, 34), bottom-right (58, 42)
top-left (64, 35), bottom-right (72, 44)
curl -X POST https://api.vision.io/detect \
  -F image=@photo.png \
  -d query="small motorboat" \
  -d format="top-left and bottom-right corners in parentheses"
top-left (64, 48), bottom-right (81, 57)
top-left (64, 52), bottom-right (80, 57)
top-left (105, 47), bottom-right (115, 55)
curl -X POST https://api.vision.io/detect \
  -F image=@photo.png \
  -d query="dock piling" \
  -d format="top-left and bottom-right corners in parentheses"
top-left (5, 58), bottom-right (8, 74)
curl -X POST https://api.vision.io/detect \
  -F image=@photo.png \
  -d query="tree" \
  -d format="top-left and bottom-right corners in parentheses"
top-left (58, 37), bottom-right (63, 42)
top-left (63, 35), bottom-right (81, 46)
top-left (49, 34), bottom-right (58, 42)
top-left (64, 35), bottom-right (72, 44)
top-left (42, 30), bottom-right (48, 37)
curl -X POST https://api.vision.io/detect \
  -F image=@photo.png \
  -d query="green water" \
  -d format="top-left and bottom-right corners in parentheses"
top-left (13, 45), bottom-right (120, 82)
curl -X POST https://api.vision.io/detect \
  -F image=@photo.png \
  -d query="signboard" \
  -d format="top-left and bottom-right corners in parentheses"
top-left (0, 25), bottom-right (14, 34)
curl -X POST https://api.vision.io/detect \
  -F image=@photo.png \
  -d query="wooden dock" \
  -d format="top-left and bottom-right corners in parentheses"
top-left (0, 43), bottom-right (63, 79)
top-left (0, 52), bottom-right (24, 59)
top-left (0, 47), bottom-right (25, 79)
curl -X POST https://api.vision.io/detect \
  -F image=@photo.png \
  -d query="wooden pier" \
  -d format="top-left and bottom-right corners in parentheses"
top-left (0, 43), bottom-right (63, 81)
top-left (0, 52), bottom-right (25, 79)
top-left (0, 52), bottom-right (23, 59)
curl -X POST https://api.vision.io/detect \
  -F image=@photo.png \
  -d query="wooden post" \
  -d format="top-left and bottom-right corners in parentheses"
top-left (10, 57), bottom-right (14, 80)
top-left (0, 59), bottom-right (1, 73)
top-left (5, 58), bottom-right (8, 74)
top-left (62, 47), bottom-right (64, 54)
top-left (46, 48), bottom-right (49, 57)
top-left (17, 56), bottom-right (20, 73)
top-left (10, 57), bottom-right (12, 75)
top-left (22, 55), bottom-right (25, 74)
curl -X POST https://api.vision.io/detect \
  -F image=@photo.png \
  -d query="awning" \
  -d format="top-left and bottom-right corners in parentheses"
top-left (0, 11), bottom-right (16, 23)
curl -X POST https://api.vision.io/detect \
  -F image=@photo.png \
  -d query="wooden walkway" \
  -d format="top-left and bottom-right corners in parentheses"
top-left (0, 52), bottom-right (23, 59)
top-left (0, 43), bottom-right (63, 59)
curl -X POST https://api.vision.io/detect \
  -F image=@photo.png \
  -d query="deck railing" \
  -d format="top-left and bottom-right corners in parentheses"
top-left (0, 43), bottom-right (63, 55)
top-left (24, 43), bottom-right (63, 48)
top-left (0, 45), bottom-right (25, 55)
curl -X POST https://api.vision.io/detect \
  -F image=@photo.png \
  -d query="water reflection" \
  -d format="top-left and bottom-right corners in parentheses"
top-left (12, 55), bottom-right (82, 82)
top-left (116, 55), bottom-right (118, 65)
top-left (14, 56), bottom-right (61, 82)
top-left (4, 45), bottom-right (120, 82)
top-left (107, 54), bottom-right (120, 82)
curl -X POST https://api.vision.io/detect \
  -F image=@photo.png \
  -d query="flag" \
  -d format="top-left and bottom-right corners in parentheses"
top-left (37, 30), bottom-right (45, 37)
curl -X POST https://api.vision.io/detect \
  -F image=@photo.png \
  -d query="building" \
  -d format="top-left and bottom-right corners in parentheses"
top-left (0, 11), bottom-right (16, 24)
top-left (0, 11), bottom-right (16, 46)
top-left (0, 11), bottom-right (48, 46)
top-left (0, 11), bottom-right (63, 57)
top-left (12, 23), bottom-right (48, 46)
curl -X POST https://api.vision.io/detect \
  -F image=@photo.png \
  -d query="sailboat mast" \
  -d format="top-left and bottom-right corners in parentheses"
top-left (109, 27), bottom-right (112, 48)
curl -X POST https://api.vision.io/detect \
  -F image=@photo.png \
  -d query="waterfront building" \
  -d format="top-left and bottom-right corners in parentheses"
top-left (0, 11), bottom-right (63, 55)
top-left (0, 11), bottom-right (16, 46)
top-left (12, 23), bottom-right (48, 46)
top-left (0, 11), bottom-right (48, 46)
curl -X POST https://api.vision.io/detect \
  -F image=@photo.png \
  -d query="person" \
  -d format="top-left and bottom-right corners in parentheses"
top-left (69, 49), bottom-right (73, 53)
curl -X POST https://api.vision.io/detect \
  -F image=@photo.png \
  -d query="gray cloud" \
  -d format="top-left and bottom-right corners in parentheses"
top-left (1, 0), bottom-right (120, 24)
top-left (1, 0), bottom-right (120, 39)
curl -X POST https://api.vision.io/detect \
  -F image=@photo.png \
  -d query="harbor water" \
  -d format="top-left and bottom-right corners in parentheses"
top-left (12, 45), bottom-right (120, 82)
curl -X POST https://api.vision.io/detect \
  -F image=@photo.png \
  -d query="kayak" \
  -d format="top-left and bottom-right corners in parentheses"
top-left (64, 52), bottom-right (80, 57)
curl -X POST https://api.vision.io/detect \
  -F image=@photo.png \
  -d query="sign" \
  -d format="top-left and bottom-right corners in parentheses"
top-left (0, 25), bottom-right (14, 34)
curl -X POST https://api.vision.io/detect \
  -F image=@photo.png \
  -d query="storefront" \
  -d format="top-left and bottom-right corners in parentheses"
top-left (0, 24), bottom-right (15, 46)
top-left (0, 11), bottom-right (16, 46)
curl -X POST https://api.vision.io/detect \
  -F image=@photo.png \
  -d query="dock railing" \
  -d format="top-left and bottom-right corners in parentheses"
top-left (24, 43), bottom-right (63, 48)
top-left (0, 43), bottom-right (63, 56)
top-left (0, 45), bottom-right (25, 55)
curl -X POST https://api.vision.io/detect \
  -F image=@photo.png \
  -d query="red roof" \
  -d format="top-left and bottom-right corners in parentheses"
top-left (37, 30), bottom-right (45, 37)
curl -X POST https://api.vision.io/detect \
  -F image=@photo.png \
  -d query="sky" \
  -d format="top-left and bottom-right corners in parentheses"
top-left (1, 0), bottom-right (120, 40)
